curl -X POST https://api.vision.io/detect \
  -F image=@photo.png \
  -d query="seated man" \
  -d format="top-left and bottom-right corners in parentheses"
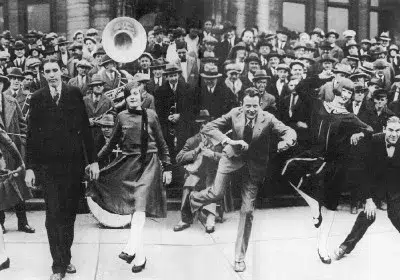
top-left (173, 110), bottom-right (224, 234)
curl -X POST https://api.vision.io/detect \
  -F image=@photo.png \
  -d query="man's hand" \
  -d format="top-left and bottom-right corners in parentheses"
top-left (89, 118), bottom-right (94, 126)
top-left (168, 114), bottom-right (181, 123)
top-left (228, 139), bottom-right (249, 151)
top-left (89, 162), bottom-right (100, 181)
top-left (163, 171), bottom-right (172, 185)
top-left (277, 141), bottom-right (291, 152)
top-left (350, 132), bottom-right (365, 146)
top-left (25, 169), bottom-right (36, 189)
top-left (364, 198), bottom-right (377, 220)
top-left (296, 121), bottom-right (308, 129)
top-left (201, 148), bottom-right (215, 158)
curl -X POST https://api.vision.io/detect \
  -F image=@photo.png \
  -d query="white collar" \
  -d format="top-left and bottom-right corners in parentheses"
top-left (50, 83), bottom-right (62, 94)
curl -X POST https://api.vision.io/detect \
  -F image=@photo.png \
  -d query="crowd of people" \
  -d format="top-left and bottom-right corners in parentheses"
top-left (0, 17), bottom-right (399, 279)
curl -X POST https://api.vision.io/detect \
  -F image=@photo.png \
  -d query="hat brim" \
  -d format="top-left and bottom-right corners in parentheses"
top-left (163, 70), bottom-right (182, 75)
top-left (150, 64), bottom-right (167, 69)
top-left (56, 41), bottom-right (71, 45)
top-left (0, 76), bottom-right (9, 83)
top-left (7, 74), bottom-right (24, 80)
top-left (100, 59), bottom-right (114, 66)
top-left (200, 73), bottom-right (222, 78)
top-left (89, 81), bottom-right (105, 86)
top-left (253, 76), bottom-right (271, 81)
top-left (325, 32), bottom-right (339, 39)
top-left (97, 121), bottom-right (114, 126)
top-left (380, 37), bottom-right (391, 41)
top-left (320, 58), bottom-right (337, 64)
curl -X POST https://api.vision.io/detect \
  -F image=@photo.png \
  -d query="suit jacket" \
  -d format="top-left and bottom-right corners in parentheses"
top-left (147, 77), bottom-right (166, 95)
top-left (67, 75), bottom-right (92, 96)
top-left (26, 83), bottom-right (96, 169)
top-left (201, 107), bottom-right (296, 182)
top-left (150, 43), bottom-right (168, 59)
top-left (173, 56), bottom-right (199, 88)
top-left (388, 100), bottom-right (400, 117)
top-left (4, 88), bottom-right (28, 111)
top-left (97, 68), bottom-right (122, 92)
top-left (11, 57), bottom-right (26, 70)
top-left (365, 133), bottom-right (400, 201)
top-left (31, 74), bottom-right (48, 92)
top-left (216, 37), bottom-right (240, 63)
top-left (345, 100), bottom-right (370, 124)
top-left (363, 104), bottom-right (395, 133)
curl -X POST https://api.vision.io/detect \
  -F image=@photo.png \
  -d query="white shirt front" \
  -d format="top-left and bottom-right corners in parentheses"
top-left (181, 61), bottom-right (188, 82)
top-left (352, 101), bottom-right (362, 115)
top-left (50, 83), bottom-right (62, 103)
top-left (387, 145), bottom-right (395, 158)
top-left (276, 80), bottom-right (285, 96)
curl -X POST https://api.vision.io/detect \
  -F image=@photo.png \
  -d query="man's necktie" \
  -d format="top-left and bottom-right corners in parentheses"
top-left (243, 120), bottom-right (253, 145)
top-left (53, 90), bottom-right (60, 105)
top-left (232, 83), bottom-right (236, 94)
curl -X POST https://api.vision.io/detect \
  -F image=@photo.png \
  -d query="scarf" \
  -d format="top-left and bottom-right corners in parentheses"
top-left (128, 107), bottom-right (149, 180)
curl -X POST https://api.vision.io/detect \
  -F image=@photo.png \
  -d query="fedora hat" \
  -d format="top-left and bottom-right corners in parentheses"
top-left (97, 114), bottom-right (115, 127)
top-left (163, 64), bottom-right (182, 75)
top-left (319, 40), bottom-right (334, 50)
top-left (0, 74), bottom-right (9, 84)
top-left (93, 46), bottom-right (106, 57)
top-left (200, 64), bottom-right (222, 79)
top-left (333, 63), bottom-right (352, 75)
top-left (223, 21), bottom-right (236, 32)
top-left (349, 70), bottom-right (370, 81)
top-left (359, 62), bottom-right (375, 76)
top-left (252, 69), bottom-right (271, 82)
top-left (150, 57), bottom-right (168, 69)
top-left (68, 42), bottom-right (84, 51)
top-left (23, 70), bottom-right (35, 77)
top-left (346, 39), bottom-right (359, 48)
top-left (361, 39), bottom-right (371, 45)
top-left (373, 88), bottom-right (388, 99)
top-left (195, 109), bottom-right (211, 123)
top-left (370, 45), bottom-right (386, 56)
top-left (245, 52), bottom-right (261, 64)
top-left (88, 74), bottom-right (105, 87)
top-left (14, 40), bottom-right (26, 50)
top-left (99, 55), bottom-right (114, 66)
top-left (231, 42), bottom-right (247, 53)
top-left (56, 36), bottom-right (70, 45)
top-left (7, 67), bottom-right (24, 79)
top-left (320, 54), bottom-right (337, 64)
top-left (266, 51), bottom-right (281, 61)
top-left (43, 46), bottom-right (57, 55)
top-left (379, 31), bottom-right (391, 41)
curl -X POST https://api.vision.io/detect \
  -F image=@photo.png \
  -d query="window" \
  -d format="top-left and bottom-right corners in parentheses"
top-left (27, 3), bottom-right (51, 33)
top-left (370, 11), bottom-right (378, 38)
top-left (282, 2), bottom-right (305, 32)
top-left (327, 7), bottom-right (348, 35)
top-left (371, 0), bottom-right (379, 7)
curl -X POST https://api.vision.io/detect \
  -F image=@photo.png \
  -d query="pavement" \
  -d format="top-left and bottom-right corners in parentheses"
top-left (0, 206), bottom-right (399, 280)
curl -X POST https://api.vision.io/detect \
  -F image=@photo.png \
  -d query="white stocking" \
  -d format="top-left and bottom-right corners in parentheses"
top-left (123, 211), bottom-right (146, 265)
top-left (0, 227), bottom-right (7, 263)
top-left (291, 185), bottom-right (320, 218)
top-left (317, 207), bottom-right (335, 256)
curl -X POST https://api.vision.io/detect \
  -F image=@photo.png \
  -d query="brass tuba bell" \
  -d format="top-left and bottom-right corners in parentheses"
top-left (102, 17), bottom-right (147, 63)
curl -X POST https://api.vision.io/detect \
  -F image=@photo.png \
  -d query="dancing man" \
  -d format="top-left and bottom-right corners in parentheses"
top-left (182, 87), bottom-right (297, 272)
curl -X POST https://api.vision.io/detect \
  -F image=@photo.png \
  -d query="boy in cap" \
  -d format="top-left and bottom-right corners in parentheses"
top-left (67, 59), bottom-right (92, 95)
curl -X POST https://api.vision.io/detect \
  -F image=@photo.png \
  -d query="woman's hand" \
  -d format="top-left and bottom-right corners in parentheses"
top-left (25, 169), bottom-right (36, 189)
top-left (163, 171), bottom-right (172, 185)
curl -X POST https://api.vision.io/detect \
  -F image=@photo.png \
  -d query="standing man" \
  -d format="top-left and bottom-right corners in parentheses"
top-left (67, 59), bottom-right (92, 96)
top-left (183, 88), bottom-right (297, 272)
top-left (24, 58), bottom-right (99, 280)
top-left (334, 116), bottom-right (400, 260)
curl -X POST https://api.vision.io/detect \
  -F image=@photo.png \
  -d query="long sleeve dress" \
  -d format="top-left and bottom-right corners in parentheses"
top-left (87, 108), bottom-right (171, 218)
top-left (282, 77), bottom-right (374, 210)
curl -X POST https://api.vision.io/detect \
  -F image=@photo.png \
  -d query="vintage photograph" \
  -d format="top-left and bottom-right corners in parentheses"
top-left (0, 0), bottom-right (399, 279)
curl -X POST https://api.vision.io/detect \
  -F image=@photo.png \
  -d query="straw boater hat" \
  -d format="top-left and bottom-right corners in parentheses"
top-left (86, 28), bottom-right (99, 36)
top-left (361, 39), bottom-right (371, 45)
top-left (289, 60), bottom-right (305, 69)
top-left (98, 114), bottom-right (115, 127)
top-left (132, 73), bottom-right (150, 84)
top-left (200, 64), bottom-right (222, 79)
top-left (88, 74), bottom-right (105, 87)
top-left (379, 31), bottom-right (391, 41)
top-left (7, 67), bottom-right (25, 80)
top-left (0, 51), bottom-right (9, 61)
top-left (163, 64), bottom-right (182, 76)
top-left (252, 69), bottom-right (271, 82)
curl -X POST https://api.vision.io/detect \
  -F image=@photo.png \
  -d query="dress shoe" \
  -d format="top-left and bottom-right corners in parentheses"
top-left (131, 258), bottom-right (146, 273)
top-left (234, 261), bottom-right (246, 272)
top-left (18, 224), bottom-right (35, 233)
top-left (0, 258), bottom-right (10, 271)
top-left (66, 263), bottom-right (76, 274)
top-left (1, 224), bottom-right (5, 234)
top-left (49, 272), bottom-right (64, 280)
top-left (317, 250), bottom-right (331, 264)
top-left (313, 205), bottom-right (322, 228)
top-left (173, 222), bottom-right (190, 232)
top-left (334, 245), bottom-right (347, 261)
top-left (119, 252), bottom-right (135, 264)
top-left (205, 225), bottom-right (215, 234)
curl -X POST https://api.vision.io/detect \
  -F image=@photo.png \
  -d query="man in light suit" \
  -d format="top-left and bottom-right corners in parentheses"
top-left (172, 41), bottom-right (199, 88)
top-left (182, 87), bottom-right (297, 272)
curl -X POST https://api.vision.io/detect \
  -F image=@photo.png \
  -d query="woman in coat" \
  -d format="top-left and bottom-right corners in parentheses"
top-left (88, 82), bottom-right (171, 273)
top-left (0, 128), bottom-right (26, 271)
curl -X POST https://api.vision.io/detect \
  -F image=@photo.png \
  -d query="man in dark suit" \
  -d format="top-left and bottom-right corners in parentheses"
top-left (11, 41), bottom-right (27, 70)
top-left (216, 22), bottom-right (240, 62)
top-left (146, 58), bottom-right (167, 95)
top-left (154, 64), bottom-right (196, 159)
top-left (334, 116), bottom-right (400, 260)
top-left (183, 88), bottom-right (296, 272)
top-left (24, 58), bottom-right (99, 280)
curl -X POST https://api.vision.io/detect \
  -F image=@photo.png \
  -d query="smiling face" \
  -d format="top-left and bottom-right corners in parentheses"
top-left (248, 61), bottom-right (260, 73)
top-left (125, 87), bottom-right (142, 109)
top-left (166, 73), bottom-right (179, 85)
top-left (385, 120), bottom-right (400, 145)
top-left (139, 56), bottom-right (151, 70)
top-left (10, 76), bottom-right (23, 91)
top-left (255, 79), bottom-right (268, 92)
top-left (242, 95), bottom-right (260, 119)
top-left (353, 89), bottom-right (365, 102)
top-left (43, 61), bottom-right (62, 88)
top-left (15, 48), bottom-right (25, 58)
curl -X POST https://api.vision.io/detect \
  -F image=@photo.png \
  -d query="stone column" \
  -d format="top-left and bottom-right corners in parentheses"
top-left (268, 0), bottom-right (281, 32)
top-left (6, 0), bottom-right (19, 35)
top-left (66, 0), bottom-right (90, 40)
top-left (356, 0), bottom-right (368, 40)
top-left (257, 0), bottom-right (270, 32)
top-left (314, 0), bottom-right (326, 30)
top-left (90, 0), bottom-right (112, 36)
top-left (234, 0), bottom-right (246, 33)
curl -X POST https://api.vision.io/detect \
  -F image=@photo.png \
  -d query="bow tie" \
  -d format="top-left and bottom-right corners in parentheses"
top-left (387, 143), bottom-right (396, 148)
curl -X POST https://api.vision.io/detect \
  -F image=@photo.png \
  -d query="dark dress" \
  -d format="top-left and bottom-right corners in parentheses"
top-left (87, 109), bottom-right (171, 218)
top-left (283, 79), bottom-right (373, 210)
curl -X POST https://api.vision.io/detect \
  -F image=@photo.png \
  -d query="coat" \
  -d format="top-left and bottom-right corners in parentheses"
top-left (67, 75), bottom-right (92, 96)
top-left (201, 107), bottom-right (297, 183)
top-left (26, 83), bottom-right (96, 170)
top-left (3, 88), bottom-right (29, 115)
top-left (97, 68), bottom-right (123, 92)
top-left (173, 56), bottom-right (199, 88)
top-left (147, 77), bottom-right (166, 95)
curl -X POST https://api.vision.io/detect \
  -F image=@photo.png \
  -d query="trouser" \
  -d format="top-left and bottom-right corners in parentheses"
top-left (180, 187), bottom-right (216, 224)
top-left (0, 201), bottom-right (28, 226)
top-left (39, 163), bottom-right (83, 275)
top-left (188, 168), bottom-right (259, 262)
top-left (341, 196), bottom-right (400, 253)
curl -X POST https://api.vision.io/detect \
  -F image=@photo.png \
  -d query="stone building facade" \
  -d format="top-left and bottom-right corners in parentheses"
top-left (0, 0), bottom-right (399, 43)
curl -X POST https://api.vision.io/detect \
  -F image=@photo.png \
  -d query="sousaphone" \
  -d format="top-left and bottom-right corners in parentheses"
top-left (87, 17), bottom-right (147, 228)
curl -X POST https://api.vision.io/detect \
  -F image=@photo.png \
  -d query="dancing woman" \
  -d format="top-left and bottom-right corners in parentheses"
top-left (88, 82), bottom-right (171, 273)
top-left (282, 77), bottom-right (373, 264)
top-left (0, 128), bottom-right (26, 271)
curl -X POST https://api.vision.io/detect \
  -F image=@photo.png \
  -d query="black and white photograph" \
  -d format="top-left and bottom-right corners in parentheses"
top-left (0, 0), bottom-right (400, 279)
